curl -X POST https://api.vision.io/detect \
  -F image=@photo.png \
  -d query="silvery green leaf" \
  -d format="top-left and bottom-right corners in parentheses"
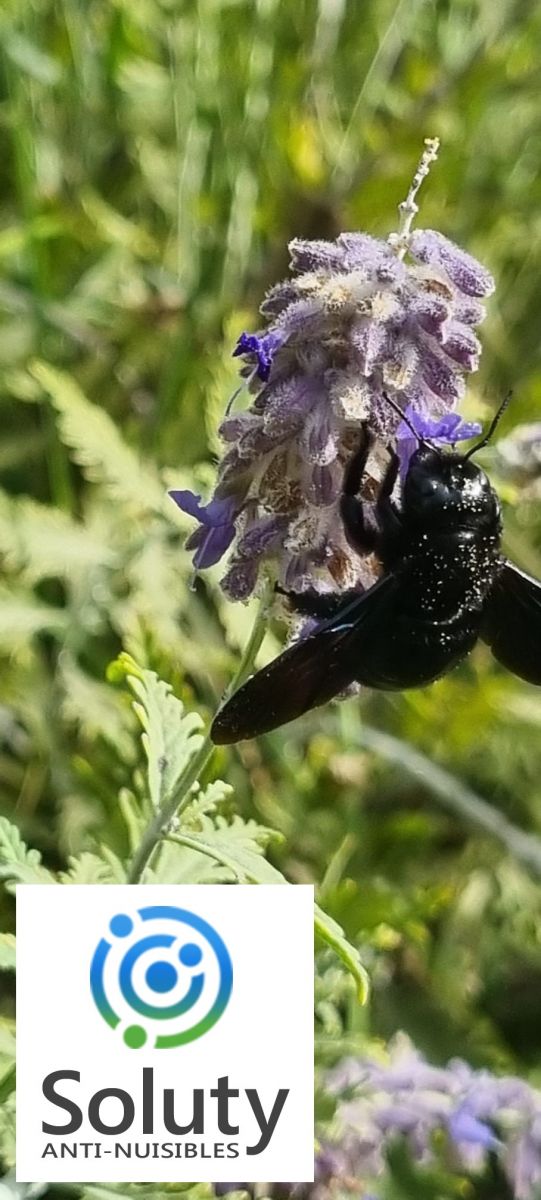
top-left (0, 1172), bottom-right (46, 1198)
top-left (314, 905), bottom-right (369, 1003)
top-left (59, 850), bottom-right (127, 885)
top-left (30, 361), bottom-right (166, 515)
top-left (0, 818), bottom-right (54, 890)
top-left (0, 1093), bottom-right (15, 1170)
top-left (114, 654), bottom-right (204, 812)
top-left (0, 935), bottom-right (15, 972)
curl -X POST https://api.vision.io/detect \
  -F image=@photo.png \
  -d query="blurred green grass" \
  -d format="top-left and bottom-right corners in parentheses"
top-left (2, 0), bottom-right (541, 1110)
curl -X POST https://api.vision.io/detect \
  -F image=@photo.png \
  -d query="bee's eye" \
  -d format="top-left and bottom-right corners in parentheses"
top-left (419, 476), bottom-right (439, 494)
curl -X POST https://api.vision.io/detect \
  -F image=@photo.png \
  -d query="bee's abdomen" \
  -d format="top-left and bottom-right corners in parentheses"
top-left (354, 529), bottom-right (503, 691)
top-left (398, 529), bottom-right (501, 619)
top-left (354, 608), bottom-right (480, 690)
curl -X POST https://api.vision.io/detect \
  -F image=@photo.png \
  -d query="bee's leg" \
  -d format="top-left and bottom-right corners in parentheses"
top-left (343, 427), bottom-right (373, 496)
top-left (275, 584), bottom-right (360, 621)
top-left (376, 448), bottom-right (402, 530)
top-left (340, 430), bottom-right (379, 556)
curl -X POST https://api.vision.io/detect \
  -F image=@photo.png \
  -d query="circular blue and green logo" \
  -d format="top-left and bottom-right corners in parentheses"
top-left (89, 905), bottom-right (233, 1050)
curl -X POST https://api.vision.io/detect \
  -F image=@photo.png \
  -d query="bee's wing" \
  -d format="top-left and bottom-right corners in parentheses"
top-left (481, 561), bottom-right (541, 685)
top-left (211, 573), bottom-right (398, 744)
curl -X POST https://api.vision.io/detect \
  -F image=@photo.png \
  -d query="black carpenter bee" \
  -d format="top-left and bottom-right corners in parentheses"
top-left (211, 395), bottom-right (541, 745)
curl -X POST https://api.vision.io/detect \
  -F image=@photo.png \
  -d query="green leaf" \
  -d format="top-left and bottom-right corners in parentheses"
top-left (314, 904), bottom-right (369, 1004)
top-left (0, 1017), bottom-right (16, 1164)
top-left (0, 1017), bottom-right (15, 1051)
top-left (0, 817), bottom-right (54, 889)
top-left (81, 188), bottom-right (158, 257)
top-left (149, 841), bottom-right (234, 884)
top-left (155, 810), bottom-right (283, 883)
top-left (0, 1090), bottom-right (16, 1169)
top-left (113, 653), bottom-right (204, 812)
top-left (0, 588), bottom-right (66, 649)
top-left (167, 826), bottom-right (368, 999)
top-left (29, 361), bottom-right (167, 515)
top-left (59, 850), bottom-right (126, 885)
top-left (0, 1064), bottom-right (16, 1106)
top-left (0, 935), bottom-right (15, 972)
top-left (3, 31), bottom-right (63, 84)
top-left (0, 489), bottom-right (116, 584)
top-left (59, 653), bottom-right (135, 759)
top-left (167, 819), bottom-right (282, 883)
top-left (182, 779), bottom-right (234, 826)
top-left (0, 1018), bottom-right (15, 1076)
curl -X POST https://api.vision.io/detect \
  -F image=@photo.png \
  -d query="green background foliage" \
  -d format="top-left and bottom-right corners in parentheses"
top-left (1, 0), bottom-right (541, 1195)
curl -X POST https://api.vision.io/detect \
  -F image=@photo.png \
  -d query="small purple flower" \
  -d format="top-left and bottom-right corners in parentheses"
top-left (169, 490), bottom-right (238, 569)
top-left (397, 406), bottom-right (482, 477)
top-left (409, 229), bottom-right (495, 298)
top-left (233, 330), bottom-right (285, 381)
top-left (220, 556), bottom-right (259, 601)
top-left (236, 513), bottom-right (288, 560)
top-left (508, 1121), bottom-right (541, 1200)
top-left (448, 1104), bottom-right (501, 1151)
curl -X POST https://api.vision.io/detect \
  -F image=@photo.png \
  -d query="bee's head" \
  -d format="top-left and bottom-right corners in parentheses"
top-left (403, 443), bottom-right (499, 527)
top-left (380, 390), bottom-right (510, 530)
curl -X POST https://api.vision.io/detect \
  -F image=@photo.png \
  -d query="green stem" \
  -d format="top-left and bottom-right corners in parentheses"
top-left (350, 721), bottom-right (541, 880)
top-left (128, 591), bottom-right (270, 883)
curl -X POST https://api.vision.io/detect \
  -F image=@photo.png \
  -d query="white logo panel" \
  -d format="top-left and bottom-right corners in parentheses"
top-left (16, 885), bottom-right (314, 1184)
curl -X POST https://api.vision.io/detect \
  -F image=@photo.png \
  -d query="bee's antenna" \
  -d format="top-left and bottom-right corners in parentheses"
top-left (381, 392), bottom-right (427, 445)
top-left (463, 391), bottom-right (513, 460)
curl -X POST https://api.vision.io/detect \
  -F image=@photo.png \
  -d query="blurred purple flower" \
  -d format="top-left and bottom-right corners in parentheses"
top-left (323, 1039), bottom-right (541, 1200)
top-left (214, 1039), bottom-right (541, 1200)
top-left (508, 1116), bottom-right (541, 1200)
top-left (448, 1103), bottom-right (501, 1151)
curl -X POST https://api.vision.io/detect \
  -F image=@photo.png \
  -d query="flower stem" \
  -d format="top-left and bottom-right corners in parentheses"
top-left (389, 136), bottom-right (440, 259)
top-left (128, 590), bottom-right (270, 883)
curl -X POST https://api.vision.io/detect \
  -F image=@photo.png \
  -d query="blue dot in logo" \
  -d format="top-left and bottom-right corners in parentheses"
top-left (179, 942), bottom-right (202, 967)
top-left (146, 960), bottom-right (178, 993)
top-left (110, 913), bottom-right (133, 938)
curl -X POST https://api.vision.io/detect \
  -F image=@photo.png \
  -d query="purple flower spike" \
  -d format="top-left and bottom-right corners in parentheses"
top-left (233, 330), bottom-right (285, 381)
top-left (178, 152), bottom-right (495, 608)
top-left (169, 490), bottom-right (238, 569)
top-left (397, 406), bottom-right (482, 477)
top-left (315, 1040), bottom-right (541, 1200)
top-left (217, 1039), bottom-right (541, 1200)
